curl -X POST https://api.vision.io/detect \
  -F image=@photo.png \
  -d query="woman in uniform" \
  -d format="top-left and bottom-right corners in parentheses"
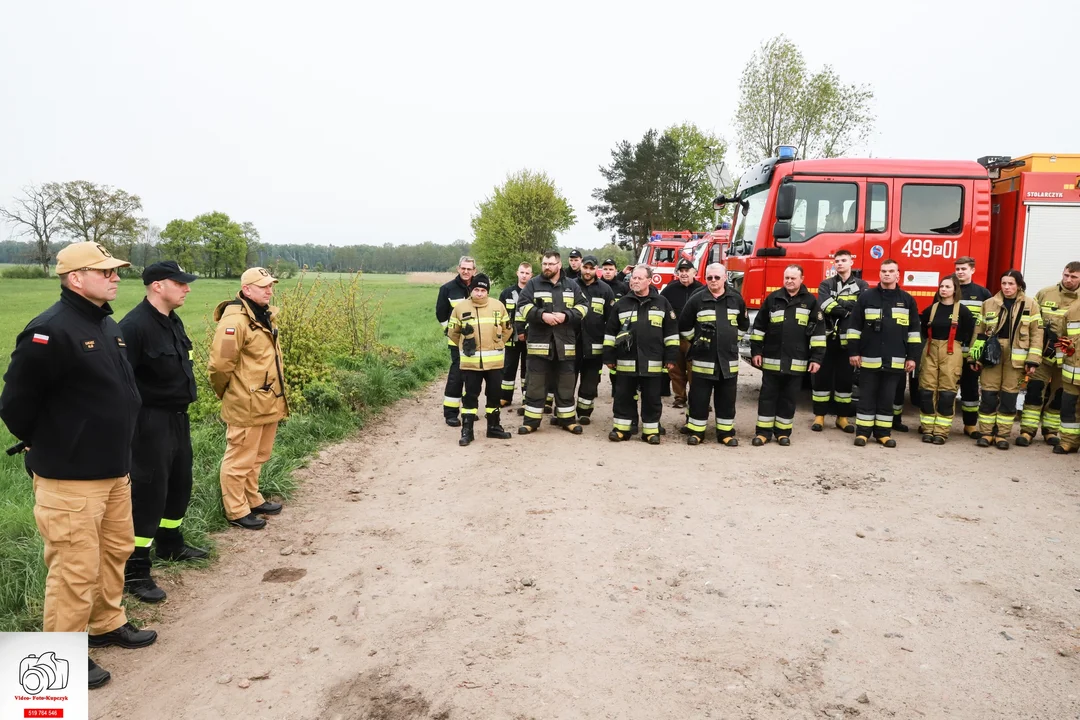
top-left (918, 275), bottom-right (975, 444)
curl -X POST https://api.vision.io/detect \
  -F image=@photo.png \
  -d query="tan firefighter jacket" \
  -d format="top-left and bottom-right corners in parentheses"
top-left (978, 291), bottom-right (1044, 368)
top-left (447, 296), bottom-right (512, 371)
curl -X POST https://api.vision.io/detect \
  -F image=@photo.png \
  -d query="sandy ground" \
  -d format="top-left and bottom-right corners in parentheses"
top-left (90, 369), bottom-right (1080, 720)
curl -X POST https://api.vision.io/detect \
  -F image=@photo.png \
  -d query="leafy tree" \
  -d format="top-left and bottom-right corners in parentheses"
top-left (590, 124), bottom-right (727, 254)
top-left (48, 180), bottom-right (143, 252)
top-left (734, 35), bottom-right (874, 164)
top-left (195, 211), bottom-right (248, 278)
top-left (159, 219), bottom-right (202, 272)
top-left (471, 170), bottom-right (576, 286)
top-left (0, 184), bottom-right (63, 273)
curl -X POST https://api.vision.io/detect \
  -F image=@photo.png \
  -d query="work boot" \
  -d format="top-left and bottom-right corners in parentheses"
top-left (642, 433), bottom-right (661, 445)
top-left (687, 434), bottom-right (702, 446)
top-left (720, 436), bottom-right (739, 448)
top-left (89, 658), bottom-right (111, 689)
top-left (751, 435), bottom-right (768, 447)
top-left (995, 439), bottom-right (1010, 450)
top-left (543, 404), bottom-right (553, 414)
top-left (486, 413), bottom-right (512, 440)
top-left (578, 415), bottom-right (592, 425)
top-left (458, 417), bottom-right (475, 446)
top-left (1015, 432), bottom-right (1032, 447)
top-left (922, 433), bottom-right (934, 443)
top-left (124, 550), bottom-right (166, 604)
top-left (629, 421), bottom-right (639, 435)
top-left (228, 513), bottom-right (266, 530)
top-left (561, 421), bottom-right (584, 435)
top-left (518, 424), bottom-right (538, 435)
top-left (892, 419), bottom-right (909, 433)
top-left (608, 429), bottom-right (629, 442)
top-left (877, 436), bottom-right (897, 448)
top-left (516, 407), bottom-right (525, 416)
top-left (251, 501), bottom-right (282, 515)
top-left (1045, 432), bottom-right (1061, 447)
top-left (964, 425), bottom-right (979, 438)
top-left (88, 622), bottom-right (158, 649)
top-left (1053, 442), bottom-right (1077, 454)
top-left (976, 437), bottom-right (991, 448)
top-left (777, 436), bottom-right (791, 447)
top-left (156, 544), bottom-right (209, 562)
top-left (500, 399), bottom-right (511, 408)
top-left (835, 417), bottom-right (854, 434)
top-left (853, 436), bottom-right (868, 447)
top-left (445, 416), bottom-right (461, 427)
top-left (811, 415), bottom-right (825, 432)
top-left (932, 435), bottom-right (946, 445)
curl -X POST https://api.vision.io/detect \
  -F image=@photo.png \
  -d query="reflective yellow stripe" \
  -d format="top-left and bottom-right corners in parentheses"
top-left (159, 518), bottom-right (182, 529)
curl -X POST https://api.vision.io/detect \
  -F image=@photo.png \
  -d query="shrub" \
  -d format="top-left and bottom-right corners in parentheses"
top-left (302, 380), bottom-right (346, 412)
top-left (0, 266), bottom-right (48, 279)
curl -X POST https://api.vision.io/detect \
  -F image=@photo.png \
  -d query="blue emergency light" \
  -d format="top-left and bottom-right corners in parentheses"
top-left (776, 145), bottom-right (796, 160)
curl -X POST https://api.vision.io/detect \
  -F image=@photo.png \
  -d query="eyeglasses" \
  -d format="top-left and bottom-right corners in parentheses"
top-left (79, 268), bottom-right (117, 279)
top-left (705, 275), bottom-right (724, 280)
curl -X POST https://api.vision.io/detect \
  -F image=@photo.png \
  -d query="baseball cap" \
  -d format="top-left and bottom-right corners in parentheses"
top-left (676, 259), bottom-right (694, 271)
top-left (581, 255), bottom-right (599, 266)
top-left (55, 242), bottom-right (130, 275)
top-left (143, 260), bottom-right (198, 285)
top-left (473, 273), bottom-right (491, 290)
top-left (601, 258), bottom-right (617, 266)
top-left (240, 267), bottom-right (278, 287)
top-left (569, 249), bottom-right (582, 259)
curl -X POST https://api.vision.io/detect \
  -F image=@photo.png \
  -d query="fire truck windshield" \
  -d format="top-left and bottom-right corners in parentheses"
top-left (729, 186), bottom-right (769, 256)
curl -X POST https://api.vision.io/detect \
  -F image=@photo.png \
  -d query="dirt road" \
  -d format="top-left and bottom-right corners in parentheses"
top-left (92, 370), bottom-right (1080, 720)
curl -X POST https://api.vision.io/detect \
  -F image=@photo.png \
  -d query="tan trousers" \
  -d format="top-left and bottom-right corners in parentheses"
top-left (33, 475), bottom-right (133, 634)
top-left (669, 340), bottom-right (691, 402)
top-left (220, 422), bottom-right (278, 520)
top-left (978, 338), bottom-right (1024, 438)
top-left (919, 339), bottom-right (965, 438)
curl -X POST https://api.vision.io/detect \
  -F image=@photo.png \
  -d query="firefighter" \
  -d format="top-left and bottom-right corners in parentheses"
top-left (601, 258), bottom-right (629, 299)
top-left (1018, 261), bottom-right (1080, 446)
top-left (564, 249), bottom-right (583, 280)
top-left (498, 262), bottom-right (532, 410)
top-left (603, 265), bottom-right (679, 444)
top-left (969, 270), bottom-right (1043, 449)
top-left (917, 274), bottom-right (975, 444)
top-left (516, 250), bottom-right (587, 434)
top-left (749, 264), bottom-right (826, 446)
top-left (954, 256), bottom-right (992, 436)
top-left (447, 274), bottom-right (513, 446)
top-left (0, 242), bottom-right (153, 690)
top-left (812, 249), bottom-right (869, 433)
top-left (435, 256), bottom-right (475, 426)
top-left (847, 259), bottom-right (921, 448)
top-left (678, 263), bottom-right (748, 446)
top-left (208, 267), bottom-right (289, 530)
top-left (1053, 299), bottom-right (1080, 454)
top-left (575, 255), bottom-right (614, 424)
top-left (118, 261), bottom-right (206, 605)
top-left (661, 258), bottom-right (705, 409)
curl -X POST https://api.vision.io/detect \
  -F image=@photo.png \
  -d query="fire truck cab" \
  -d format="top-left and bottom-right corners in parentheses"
top-left (635, 231), bottom-right (706, 290)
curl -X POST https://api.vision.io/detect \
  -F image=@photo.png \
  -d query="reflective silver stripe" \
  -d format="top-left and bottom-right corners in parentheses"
top-left (697, 311), bottom-right (717, 321)
top-left (591, 343), bottom-right (604, 353)
top-left (619, 311), bottom-right (636, 321)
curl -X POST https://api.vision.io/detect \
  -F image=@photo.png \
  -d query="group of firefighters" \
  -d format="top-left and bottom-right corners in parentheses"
top-left (437, 250), bottom-right (1080, 453)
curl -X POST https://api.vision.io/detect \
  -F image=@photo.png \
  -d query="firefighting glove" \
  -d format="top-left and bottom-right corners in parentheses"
top-left (969, 338), bottom-right (985, 362)
top-left (615, 317), bottom-right (634, 353)
top-left (1056, 335), bottom-right (1076, 357)
top-left (692, 321), bottom-right (715, 351)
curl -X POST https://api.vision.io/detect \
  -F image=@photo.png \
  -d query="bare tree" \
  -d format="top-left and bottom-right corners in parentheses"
top-left (0, 184), bottom-right (63, 273)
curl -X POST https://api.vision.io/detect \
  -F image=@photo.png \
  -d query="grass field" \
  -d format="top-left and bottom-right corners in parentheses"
top-left (0, 272), bottom-right (447, 631)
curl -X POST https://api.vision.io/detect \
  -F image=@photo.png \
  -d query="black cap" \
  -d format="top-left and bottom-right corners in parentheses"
top-left (581, 254), bottom-right (599, 266)
top-left (676, 259), bottom-right (695, 271)
top-left (473, 273), bottom-right (491, 290)
top-left (143, 260), bottom-right (198, 285)
top-left (602, 258), bottom-right (617, 266)
top-left (569, 249), bottom-right (582, 259)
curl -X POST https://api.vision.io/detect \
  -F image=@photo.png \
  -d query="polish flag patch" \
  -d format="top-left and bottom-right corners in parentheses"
top-left (225, 327), bottom-right (236, 335)
top-left (32, 333), bottom-right (49, 345)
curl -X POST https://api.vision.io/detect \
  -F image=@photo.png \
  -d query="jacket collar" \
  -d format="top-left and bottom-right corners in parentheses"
top-left (60, 286), bottom-right (113, 323)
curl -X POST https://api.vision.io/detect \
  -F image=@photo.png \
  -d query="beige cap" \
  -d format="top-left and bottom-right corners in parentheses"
top-left (55, 242), bottom-right (131, 274)
top-left (240, 267), bottom-right (278, 287)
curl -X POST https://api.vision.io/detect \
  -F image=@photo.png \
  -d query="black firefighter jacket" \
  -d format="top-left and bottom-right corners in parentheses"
top-left (846, 285), bottom-right (922, 372)
top-left (817, 273), bottom-right (870, 345)
top-left (603, 288), bottom-right (679, 376)
top-left (678, 288), bottom-right (749, 380)
top-left (749, 285), bottom-right (827, 374)
top-left (577, 277), bottom-right (615, 358)
top-left (516, 274), bottom-right (587, 361)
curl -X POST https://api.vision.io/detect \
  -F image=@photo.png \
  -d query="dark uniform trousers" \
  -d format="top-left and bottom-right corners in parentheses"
top-left (130, 407), bottom-right (193, 554)
top-left (811, 337), bottom-right (855, 417)
top-left (687, 375), bottom-right (737, 440)
top-left (500, 342), bottom-right (527, 405)
top-left (613, 375), bottom-right (663, 436)
top-left (576, 357), bottom-right (605, 418)
top-left (463, 368), bottom-right (503, 423)
top-left (959, 362), bottom-right (981, 428)
top-left (443, 346), bottom-right (464, 419)
top-left (756, 371), bottom-right (802, 439)
top-left (523, 354), bottom-right (577, 427)
top-left (856, 370), bottom-right (903, 439)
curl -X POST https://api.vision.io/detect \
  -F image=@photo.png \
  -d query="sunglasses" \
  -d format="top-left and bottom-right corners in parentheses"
top-left (705, 275), bottom-right (724, 281)
top-left (79, 267), bottom-right (117, 279)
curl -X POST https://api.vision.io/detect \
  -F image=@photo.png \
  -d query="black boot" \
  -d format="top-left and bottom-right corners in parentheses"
top-left (459, 417), bottom-right (475, 446)
top-left (155, 527), bottom-right (209, 562)
top-left (486, 410), bottom-right (512, 439)
top-left (124, 548), bottom-right (166, 603)
top-left (89, 657), bottom-right (111, 689)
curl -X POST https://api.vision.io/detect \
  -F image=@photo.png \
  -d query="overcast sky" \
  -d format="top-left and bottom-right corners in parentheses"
top-left (2, 0), bottom-right (1077, 251)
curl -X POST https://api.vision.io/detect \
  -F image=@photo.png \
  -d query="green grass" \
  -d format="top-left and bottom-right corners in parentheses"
top-left (0, 273), bottom-right (447, 631)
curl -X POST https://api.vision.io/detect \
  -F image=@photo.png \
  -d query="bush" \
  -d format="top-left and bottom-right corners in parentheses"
top-left (302, 380), bottom-right (346, 412)
top-left (0, 266), bottom-right (48, 279)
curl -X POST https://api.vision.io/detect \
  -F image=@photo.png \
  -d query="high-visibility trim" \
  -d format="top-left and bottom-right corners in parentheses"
top-left (749, 331), bottom-right (765, 342)
top-left (616, 359), bottom-right (637, 371)
top-left (1067, 321), bottom-right (1080, 335)
top-left (448, 297), bottom-right (465, 307)
top-left (664, 334), bottom-right (679, 347)
top-left (995, 413), bottom-right (1015, 425)
top-left (835, 391), bottom-right (852, 401)
top-left (875, 415), bottom-right (893, 428)
top-left (756, 415), bottom-right (776, 428)
top-left (461, 407), bottom-right (479, 416)
top-left (715, 417), bottom-right (735, 432)
top-left (1021, 408), bottom-right (1042, 427)
top-left (501, 380), bottom-right (516, 391)
top-left (686, 417), bottom-right (708, 432)
top-left (443, 397), bottom-right (462, 408)
top-left (527, 342), bottom-right (550, 355)
top-left (575, 305), bottom-right (588, 318)
top-left (680, 329), bottom-right (695, 340)
top-left (774, 416), bottom-right (794, 430)
top-left (810, 334), bottom-right (827, 348)
top-left (545, 393), bottom-right (555, 401)
top-left (920, 413), bottom-right (935, 427)
top-left (1064, 364), bottom-right (1080, 383)
top-left (812, 391), bottom-right (831, 401)
top-left (790, 359), bottom-right (808, 372)
top-left (563, 345), bottom-right (576, 357)
top-left (892, 404), bottom-right (904, 414)
top-left (485, 407), bottom-right (497, 415)
top-left (591, 343), bottom-right (604, 354)
top-left (864, 308), bottom-right (881, 319)
top-left (907, 332), bottom-right (921, 343)
top-left (820, 297), bottom-right (838, 313)
top-left (728, 361), bottom-right (740, 374)
top-left (590, 298), bottom-right (606, 311)
top-left (613, 417), bottom-right (633, 431)
top-left (861, 356), bottom-right (882, 369)
top-left (134, 536), bottom-right (154, 548)
top-left (603, 334), bottom-right (616, 347)
top-left (619, 310), bottom-right (636, 322)
top-left (692, 360), bottom-right (716, 373)
top-left (523, 405), bottom-right (544, 419)
top-left (518, 303), bottom-right (534, 317)
top-left (856, 413), bottom-right (875, 427)
top-left (447, 336), bottom-right (456, 346)
top-left (1043, 410), bottom-right (1061, 431)
top-left (534, 291), bottom-right (553, 299)
top-left (641, 422), bottom-right (660, 435)
top-left (647, 359), bottom-right (664, 373)
top-left (577, 397), bottom-right (595, 408)
top-left (727, 309), bottom-right (740, 325)
top-left (159, 517), bottom-right (182, 529)
top-left (978, 412), bottom-right (997, 425)
top-left (961, 400), bottom-right (980, 411)
top-left (846, 328), bottom-right (862, 341)
top-left (769, 310), bottom-right (785, 323)
top-left (762, 358), bottom-right (781, 371)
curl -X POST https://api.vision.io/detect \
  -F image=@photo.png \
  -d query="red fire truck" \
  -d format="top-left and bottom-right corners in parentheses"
top-left (634, 231), bottom-right (707, 290)
top-left (711, 147), bottom-right (1080, 324)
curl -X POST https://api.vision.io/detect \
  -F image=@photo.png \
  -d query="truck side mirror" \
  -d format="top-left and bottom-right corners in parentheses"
top-left (773, 220), bottom-right (791, 241)
top-left (776, 183), bottom-right (796, 221)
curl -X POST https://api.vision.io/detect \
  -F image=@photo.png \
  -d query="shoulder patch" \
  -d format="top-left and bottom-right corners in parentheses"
top-left (225, 327), bottom-right (236, 335)
top-left (83, 339), bottom-right (98, 351)
top-left (31, 333), bottom-right (49, 345)
top-left (115, 337), bottom-right (125, 348)
top-left (669, 310), bottom-right (677, 320)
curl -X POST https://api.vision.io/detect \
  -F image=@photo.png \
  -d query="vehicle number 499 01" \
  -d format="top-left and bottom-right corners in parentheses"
top-left (900, 238), bottom-right (958, 259)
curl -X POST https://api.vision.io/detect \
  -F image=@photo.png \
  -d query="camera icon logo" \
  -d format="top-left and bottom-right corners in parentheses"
top-left (19, 652), bottom-right (69, 695)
